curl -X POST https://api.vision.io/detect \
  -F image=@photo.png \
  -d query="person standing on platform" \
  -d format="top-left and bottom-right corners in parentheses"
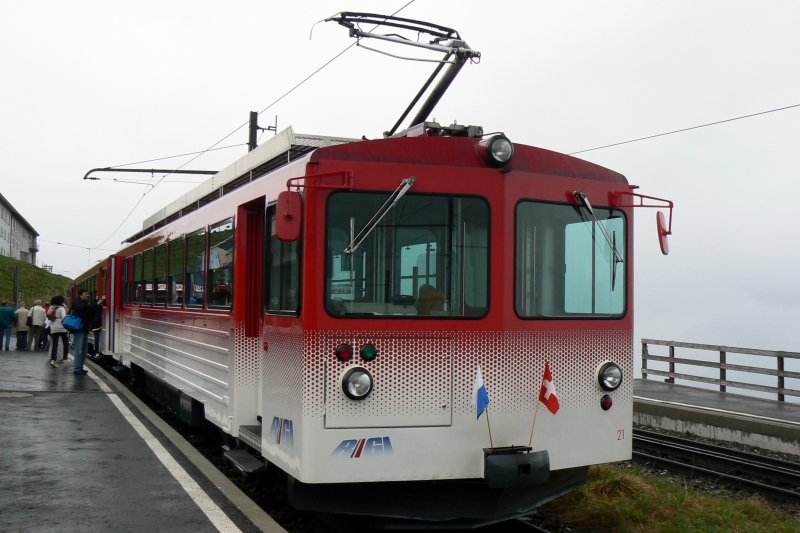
top-left (40, 303), bottom-right (52, 350)
top-left (88, 297), bottom-right (106, 360)
top-left (27, 300), bottom-right (46, 351)
top-left (0, 301), bottom-right (14, 350)
top-left (47, 295), bottom-right (69, 366)
top-left (70, 289), bottom-right (102, 375)
top-left (14, 303), bottom-right (30, 351)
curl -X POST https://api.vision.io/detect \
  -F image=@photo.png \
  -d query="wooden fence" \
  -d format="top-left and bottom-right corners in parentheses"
top-left (641, 339), bottom-right (800, 402)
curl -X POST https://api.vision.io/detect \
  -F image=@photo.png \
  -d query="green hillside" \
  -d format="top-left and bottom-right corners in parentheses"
top-left (0, 255), bottom-right (72, 305)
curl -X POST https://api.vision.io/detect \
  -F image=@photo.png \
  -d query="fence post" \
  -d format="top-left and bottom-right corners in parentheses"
top-left (778, 354), bottom-right (785, 402)
top-left (666, 344), bottom-right (675, 383)
top-left (641, 341), bottom-right (648, 378)
top-left (720, 350), bottom-right (726, 393)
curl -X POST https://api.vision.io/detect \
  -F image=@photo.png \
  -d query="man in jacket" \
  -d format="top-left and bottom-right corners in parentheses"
top-left (14, 303), bottom-right (29, 351)
top-left (27, 300), bottom-right (46, 351)
top-left (0, 301), bottom-right (14, 350)
top-left (71, 290), bottom-right (103, 375)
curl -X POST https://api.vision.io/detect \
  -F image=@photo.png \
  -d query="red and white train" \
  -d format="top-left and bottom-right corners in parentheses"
top-left (72, 13), bottom-right (673, 528)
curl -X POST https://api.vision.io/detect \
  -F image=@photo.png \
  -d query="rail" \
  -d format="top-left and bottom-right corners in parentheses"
top-left (641, 339), bottom-right (800, 402)
top-left (632, 428), bottom-right (800, 499)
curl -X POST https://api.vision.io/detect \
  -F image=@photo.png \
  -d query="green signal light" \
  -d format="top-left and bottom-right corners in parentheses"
top-left (360, 344), bottom-right (378, 362)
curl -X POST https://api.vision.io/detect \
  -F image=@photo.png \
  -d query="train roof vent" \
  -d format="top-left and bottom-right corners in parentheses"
top-left (126, 127), bottom-right (356, 243)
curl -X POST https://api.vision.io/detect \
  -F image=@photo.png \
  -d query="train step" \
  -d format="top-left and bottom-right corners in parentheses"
top-left (223, 447), bottom-right (265, 474)
top-left (238, 424), bottom-right (262, 453)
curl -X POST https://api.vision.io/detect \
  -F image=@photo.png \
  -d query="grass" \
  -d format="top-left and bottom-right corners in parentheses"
top-left (0, 255), bottom-right (72, 305)
top-left (542, 464), bottom-right (799, 532)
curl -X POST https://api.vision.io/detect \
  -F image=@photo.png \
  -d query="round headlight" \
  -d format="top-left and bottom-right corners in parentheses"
top-left (476, 134), bottom-right (515, 167)
top-left (489, 136), bottom-right (514, 165)
top-left (342, 367), bottom-right (374, 400)
top-left (598, 362), bottom-right (623, 391)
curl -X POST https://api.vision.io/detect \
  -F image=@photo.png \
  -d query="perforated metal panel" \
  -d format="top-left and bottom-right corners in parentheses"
top-left (233, 323), bottom-right (261, 388)
top-left (262, 326), bottom-right (631, 481)
top-left (300, 329), bottom-right (631, 425)
top-left (323, 335), bottom-right (453, 428)
top-left (450, 329), bottom-right (633, 415)
top-left (263, 327), bottom-right (306, 419)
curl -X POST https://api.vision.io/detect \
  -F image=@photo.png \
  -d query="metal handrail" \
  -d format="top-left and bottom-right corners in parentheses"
top-left (641, 339), bottom-right (800, 402)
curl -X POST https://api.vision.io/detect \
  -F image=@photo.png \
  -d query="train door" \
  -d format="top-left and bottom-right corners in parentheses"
top-left (233, 197), bottom-right (265, 429)
top-left (104, 256), bottom-right (121, 355)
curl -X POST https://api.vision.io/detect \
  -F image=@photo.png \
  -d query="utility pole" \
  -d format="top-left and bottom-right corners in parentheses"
top-left (248, 112), bottom-right (277, 151)
top-left (13, 266), bottom-right (19, 308)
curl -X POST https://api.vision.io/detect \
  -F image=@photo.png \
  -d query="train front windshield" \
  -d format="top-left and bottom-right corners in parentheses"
top-left (516, 201), bottom-right (626, 318)
top-left (326, 192), bottom-right (489, 318)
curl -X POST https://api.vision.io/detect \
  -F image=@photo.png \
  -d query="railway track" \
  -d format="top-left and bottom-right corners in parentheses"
top-left (632, 428), bottom-right (800, 499)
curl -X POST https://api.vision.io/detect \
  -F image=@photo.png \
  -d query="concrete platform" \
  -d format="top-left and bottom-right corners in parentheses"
top-left (634, 378), bottom-right (800, 456)
top-left (0, 343), bottom-right (284, 532)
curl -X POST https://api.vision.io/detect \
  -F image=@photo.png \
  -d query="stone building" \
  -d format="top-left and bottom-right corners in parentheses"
top-left (0, 192), bottom-right (39, 265)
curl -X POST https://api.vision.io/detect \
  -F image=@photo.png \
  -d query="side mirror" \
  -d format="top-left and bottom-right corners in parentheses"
top-left (276, 190), bottom-right (302, 241)
top-left (656, 211), bottom-right (670, 255)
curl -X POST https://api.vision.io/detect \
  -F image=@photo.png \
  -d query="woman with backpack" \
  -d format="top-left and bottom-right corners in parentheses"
top-left (48, 295), bottom-right (69, 367)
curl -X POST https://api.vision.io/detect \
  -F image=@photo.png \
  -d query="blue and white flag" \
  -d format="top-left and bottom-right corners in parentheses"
top-left (471, 365), bottom-right (491, 419)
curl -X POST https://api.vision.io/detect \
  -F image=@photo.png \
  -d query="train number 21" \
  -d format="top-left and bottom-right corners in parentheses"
top-left (617, 429), bottom-right (625, 440)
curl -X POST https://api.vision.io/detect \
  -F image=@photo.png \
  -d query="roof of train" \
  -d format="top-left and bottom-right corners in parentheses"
top-left (134, 127), bottom-right (357, 238)
top-left (310, 134), bottom-right (627, 184)
top-left (126, 124), bottom-right (625, 244)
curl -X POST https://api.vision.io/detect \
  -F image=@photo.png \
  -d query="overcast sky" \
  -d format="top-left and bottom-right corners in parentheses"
top-left (3, 1), bottom-right (800, 365)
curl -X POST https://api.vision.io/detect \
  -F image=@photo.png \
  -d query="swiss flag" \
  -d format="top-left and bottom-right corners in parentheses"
top-left (538, 361), bottom-right (560, 414)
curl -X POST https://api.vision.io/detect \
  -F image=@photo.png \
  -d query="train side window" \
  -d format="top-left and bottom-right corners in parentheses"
top-left (89, 274), bottom-right (98, 301)
top-left (99, 267), bottom-right (106, 301)
top-left (142, 248), bottom-right (154, 305)
top-left (133, 253), bottom-right (143, 305)
top-left (186, 228), bottom-right (207, 308)
top-left (208, 218), bottom-right (234, 310)
top-left (168, 237), bottom-right (185, 307)
top-left (154, 244), bottom-right (167, 307)
top-left (265, 205), bottom-right (299, 314)
top-left (121, 258), bottom-right (130, 307)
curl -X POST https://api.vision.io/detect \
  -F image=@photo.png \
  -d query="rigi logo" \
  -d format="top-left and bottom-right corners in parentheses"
top-left (331, 437), bottom-right (393, 458)
top-left (268, 417), bottom-right (294, 450)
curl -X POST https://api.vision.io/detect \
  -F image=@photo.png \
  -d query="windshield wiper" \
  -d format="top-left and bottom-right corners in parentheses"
top-left (343, 177), bottom-right (416, 254)
top-left (573, 191), bottom-right (623, 264)
top-left (573, 191), bottom-right (623, 289)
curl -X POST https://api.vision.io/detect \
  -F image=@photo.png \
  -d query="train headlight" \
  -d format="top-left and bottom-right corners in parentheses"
top-left (598, 362), bottom-right (623, 391)
top-left (476, 134), bottom-right (515, 167)
top-left (342, 367), bottom-right (374, 400)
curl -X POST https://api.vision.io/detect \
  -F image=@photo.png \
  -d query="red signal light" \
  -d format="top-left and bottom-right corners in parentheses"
top-left (336, 344), bottom-right (354, 362)
top-left (600, 395), bottom-right (613, 411)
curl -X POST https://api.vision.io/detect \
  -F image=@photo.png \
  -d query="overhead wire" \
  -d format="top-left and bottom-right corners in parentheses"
top-left (569, 103), bottom-right (800, 155)
top-left (91, 0), bottom-right (417, 251)
top-left (107, 143), bottom-right (247, 168)
top-left (146, 0), bottom-right (418, 193)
